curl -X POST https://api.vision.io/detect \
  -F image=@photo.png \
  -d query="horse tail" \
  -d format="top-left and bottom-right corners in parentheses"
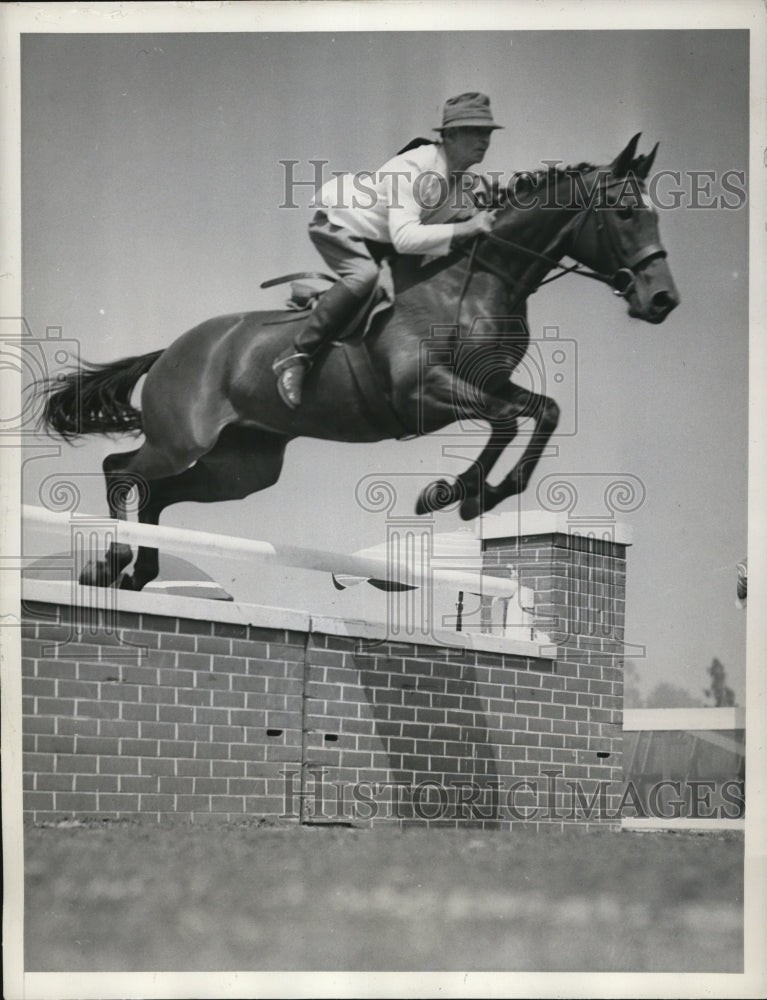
top-left (37, 349), bottom-right (165, 440)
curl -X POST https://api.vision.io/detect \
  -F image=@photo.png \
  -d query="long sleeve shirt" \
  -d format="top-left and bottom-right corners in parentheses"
top-left (313, 143), bottom-right (478, 257)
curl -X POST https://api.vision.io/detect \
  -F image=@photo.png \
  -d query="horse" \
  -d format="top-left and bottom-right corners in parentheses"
top-left (37, 134), bottom-right (678, 592)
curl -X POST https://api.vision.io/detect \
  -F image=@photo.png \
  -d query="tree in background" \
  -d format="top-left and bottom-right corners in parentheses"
top-left (704, 657), bottom-right (736, 707)
top-left (644, 681), bottom-right (704, 709)
top-left (623, 659), bottom-right (645, 708)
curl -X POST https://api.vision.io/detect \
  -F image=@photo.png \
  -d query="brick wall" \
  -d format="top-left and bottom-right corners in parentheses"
top-left (480, 516), bottom-right (629, 821)
top-left (21, 518), bottom-right (628, 828)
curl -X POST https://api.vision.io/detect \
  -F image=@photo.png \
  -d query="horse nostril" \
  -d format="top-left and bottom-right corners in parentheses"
top-left (651, 290), bottom-right (676, 312)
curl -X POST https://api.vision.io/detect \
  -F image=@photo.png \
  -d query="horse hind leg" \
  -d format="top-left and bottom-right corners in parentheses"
top-left (80, 437), bottom-right (215, 588)
top-left (118, 426), bottom-right (290, 592)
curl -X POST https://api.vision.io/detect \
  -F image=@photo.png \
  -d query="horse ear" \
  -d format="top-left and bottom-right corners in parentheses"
top-left (611, 133), bottom-right (642, 177)
top-left (635, 141), bottom-right (659, 180)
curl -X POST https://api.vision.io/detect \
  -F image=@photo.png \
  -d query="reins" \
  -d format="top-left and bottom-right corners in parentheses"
top-left (453, 177), bottom-right (667, 323)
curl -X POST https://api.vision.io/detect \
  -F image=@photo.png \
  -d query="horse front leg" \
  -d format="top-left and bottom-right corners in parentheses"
top-left (479, 382), bottom-right (560, 516)
top-left (415, 419), bottom-right (518, 516)
top-left (413, 370), bottom-right (559, 520)
top-left (413, 368), bottom-right (538, 519)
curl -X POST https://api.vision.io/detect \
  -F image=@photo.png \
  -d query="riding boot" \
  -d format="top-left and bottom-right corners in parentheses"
top-left (273, 280), bottom-right (368, 409)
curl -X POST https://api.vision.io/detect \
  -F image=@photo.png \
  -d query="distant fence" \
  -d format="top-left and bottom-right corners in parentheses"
top-left (622, 708), bottom-right (746, 831)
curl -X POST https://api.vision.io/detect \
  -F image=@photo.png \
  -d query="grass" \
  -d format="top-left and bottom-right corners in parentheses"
top-left (24, 821), bottom-right (743, 972)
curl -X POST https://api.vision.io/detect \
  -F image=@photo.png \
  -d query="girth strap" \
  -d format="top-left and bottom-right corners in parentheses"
top-left (338, 341), bottom-right (413, 441)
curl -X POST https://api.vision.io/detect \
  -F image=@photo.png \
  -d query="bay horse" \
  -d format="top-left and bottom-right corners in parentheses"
top-left (38, 134), bottom-right (678, 591)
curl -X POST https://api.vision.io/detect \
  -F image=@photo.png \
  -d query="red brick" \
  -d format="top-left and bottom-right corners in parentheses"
top-left (74, 699), bottom-right (120, 720)
top-left (211, 760), bottom-right (244, 777)
top-left (159, 777), bottom-right (193, 793)
top-left (307, 649), bottom-right (345, 669)
top-left (160, 632), bottom-right (194, 652)
top-left (173, 759), bottom-right (209, 778)
top-left (120, 775), bottom-right (158, 793)
top-left (98, 794), bottom-right (140, 811)
top-left (56, 753), bottom-right (98, 773)
top-left (140, 686), bottom-right (177, 705)
top-left (247, 658), bottom-right (290, 678)
top-left (55, 792), bottom-right (98, 811)
top-left (177, 688), bottom-right (211, 706)
top-left (244, 795), bottom-right (289, 816)
top-left (122, 665), bottom-right (159, 686)
top-left (159, 740), bottom-right (196, 759)
top-left (76, 736), bottom-right (120, 755)
top-left (142, 613), bottom-right (181, 633)
top-left (120, 629), bottom-right (158, 650)
top-left (231, 743), bottom-right (265, 762)
top-left (139, 794), bottom-right (177, 811)
top-left (212, 691), bottom-right (246, 709)
top-left (22, 792), bottom-right (53, 812)
top-left (141, 758), bottom-right (176, 777)
top-left (139, 721), bottom-right (176, 740)
top-left (231, 639), bottom-right (268, 658)
top-left (176, 652), bottom-right (214, 670)
top-left (231, 709), bottom-right (267, 728)
top-left (36, 734), bottom-right (75, 754)
top-left (24, 715), bottom-right (56, 737)
top-left (98, 756), bottom-right (139, 775)
top-left (193, 777), bottom-right (227, 794)
top-left (229, 778), bottom-right (264, 796)
top-left (158, 705), bottom-right (194, 723)
top-left (213, 621), bottom-right (249, 640)
top-left (122, 703), bottom-right (157, 722)
top-left (120, 738), bottom-right (159, 757)
top-left (265, 744), bottom-right (303, 763)
top-left (208, 725), bottom-right (241, 743)
top-left (196, 672), bottom-right (230, 690)
top-left (196, 636), bottom-right (233, 655)
top-left (195, 742), bottom-right (230, 760)
top-left (76, 774), bottom-right (118, 792)
top-left (23, 677), bottom-right (56, 698)
top-left (268, 643), bottom-right (304, 663)
top-left (24, 751), bottom-right (55, 773)
top-left (176, 795), bottom-right (211, 811)
top-left (36, 773), bottom-right (74, 791)
top-left (231, 674), bottom-right (268, 693)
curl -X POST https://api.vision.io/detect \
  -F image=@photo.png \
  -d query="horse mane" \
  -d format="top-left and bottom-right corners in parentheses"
top-left (488, 161), bottom-right (599, 208)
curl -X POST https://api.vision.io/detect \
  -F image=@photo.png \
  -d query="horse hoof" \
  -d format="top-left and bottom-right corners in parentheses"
top-left (415, 479), bottom-right (459, 515)
top-left (79, 559), bottom-right (113, 588)
top-left (459, 495), bottom-right (482, 522)
top-left (107, 542), bottom-right (133, 574)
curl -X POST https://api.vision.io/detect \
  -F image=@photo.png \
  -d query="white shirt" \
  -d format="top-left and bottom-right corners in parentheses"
top-left (313, 143), bottom-right (477, 257)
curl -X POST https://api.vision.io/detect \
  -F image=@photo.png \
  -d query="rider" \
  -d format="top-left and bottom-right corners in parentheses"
top-left (273, 92), bottom-right (502, 409)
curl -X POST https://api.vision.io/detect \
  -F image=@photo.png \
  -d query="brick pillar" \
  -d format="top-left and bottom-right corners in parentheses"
top-left (478, 511), bottom-right (631, 822)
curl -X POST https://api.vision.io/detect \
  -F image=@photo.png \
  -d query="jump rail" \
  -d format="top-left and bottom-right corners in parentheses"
top-left (23, 504), bottom-right (518, 599)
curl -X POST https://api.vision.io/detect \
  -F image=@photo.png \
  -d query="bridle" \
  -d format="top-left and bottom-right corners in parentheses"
top-left (458, 177), bottom-right (667, 313)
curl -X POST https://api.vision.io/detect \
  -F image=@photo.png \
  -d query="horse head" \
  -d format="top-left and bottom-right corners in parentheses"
top-left (563, 134), bottom-right (679, 324)
top-left (485, 134), bottom-right (679, 325)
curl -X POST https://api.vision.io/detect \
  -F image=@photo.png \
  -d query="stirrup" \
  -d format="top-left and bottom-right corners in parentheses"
top-left (272, 351), bottom-right (311, 375)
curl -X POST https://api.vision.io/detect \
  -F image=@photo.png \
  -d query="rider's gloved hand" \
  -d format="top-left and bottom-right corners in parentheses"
top-left (454, 210), bottom-right (497, 242)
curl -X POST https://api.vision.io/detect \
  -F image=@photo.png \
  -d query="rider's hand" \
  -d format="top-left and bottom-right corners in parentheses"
top-left (455, 210), bottom-right (496, 240)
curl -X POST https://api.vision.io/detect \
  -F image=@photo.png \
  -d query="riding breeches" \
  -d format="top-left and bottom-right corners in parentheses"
top-left (308, 210), bottom-right (380, 299)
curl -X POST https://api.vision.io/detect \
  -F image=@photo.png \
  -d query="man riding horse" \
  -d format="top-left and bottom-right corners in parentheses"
top-left (272, 92), bottom-right (501, 409)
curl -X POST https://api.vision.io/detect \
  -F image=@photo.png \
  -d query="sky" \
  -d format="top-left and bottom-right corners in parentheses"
top-left (18, 25), bottom-right (750, 703)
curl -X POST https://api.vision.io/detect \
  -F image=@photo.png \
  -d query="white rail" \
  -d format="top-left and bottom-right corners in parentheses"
top-left (23, 504), bottom-right (518, 599)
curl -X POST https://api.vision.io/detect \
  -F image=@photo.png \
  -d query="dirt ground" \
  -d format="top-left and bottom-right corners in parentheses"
top-left (24, 822), bottom-right (743, 973)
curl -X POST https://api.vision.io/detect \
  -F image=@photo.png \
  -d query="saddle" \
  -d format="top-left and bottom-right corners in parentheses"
top-left (260, 242), bottom-right (396, 341)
